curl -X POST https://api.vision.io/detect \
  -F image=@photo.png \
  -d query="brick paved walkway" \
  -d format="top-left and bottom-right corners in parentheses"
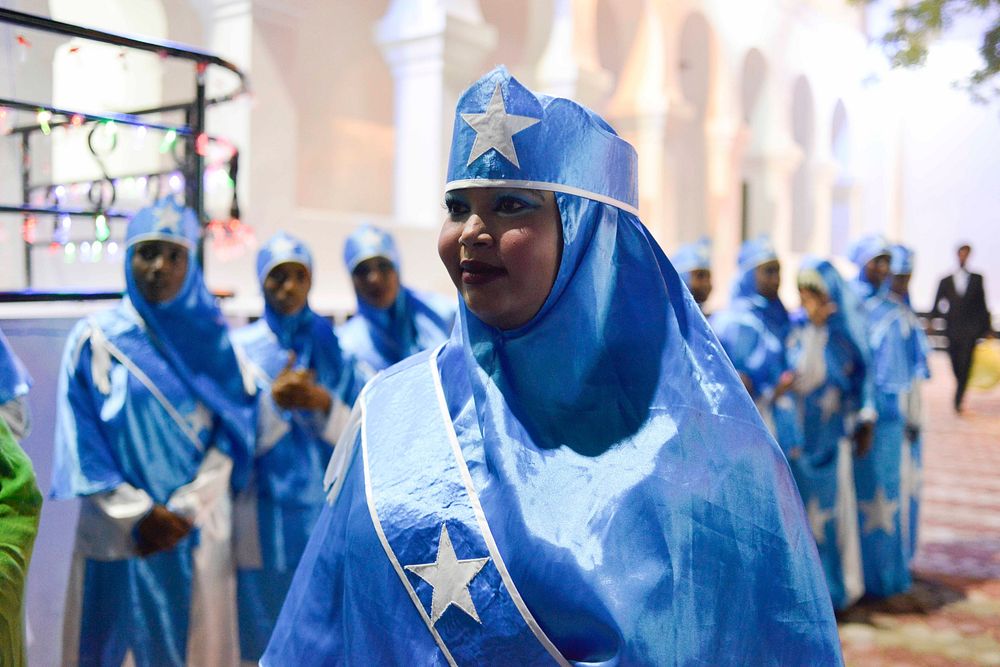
top-left (839, 352), bottom-right (1000, 666)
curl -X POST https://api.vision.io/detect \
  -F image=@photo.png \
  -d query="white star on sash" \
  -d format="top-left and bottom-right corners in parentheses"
top-left (806, 497), bottom-right (835, 545)
top-left (405, 524), bottom-right (490, 625)
top-left (859, 487), bottom-right (898, 535)
top-left (461, 83), bottom-right (540, 168)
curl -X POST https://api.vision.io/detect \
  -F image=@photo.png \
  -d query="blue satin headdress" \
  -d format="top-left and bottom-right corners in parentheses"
top-left (344, 224), bottom-right (401, 274)
top-left (672, 237), bottom-right (711, 274)
top-left (848, 233), bottom-right (891, 270)
top-left (125, 198), bottom-right (255, 489)
top-left (889, 243), bottom-right (914, 275)
top-left (737, 236), bottom-right (778, 276)
top-left (445, 66), bottom-right (638, 214)
top-left (258, 231), bottom-right (312, 283)
top-left (0, 328), bottom-right (32, 405)
top-left (798, 256), bottom-right (870, 361)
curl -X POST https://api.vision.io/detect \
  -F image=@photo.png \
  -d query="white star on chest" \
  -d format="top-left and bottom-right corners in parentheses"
top-left (187, 402), bottom-right (213, 436)
top-left (405, 524), bottom-right (490, 625)
top-left (806, 497), bottom-right (835, 545)
top-left (819, 386), bottom-right (841, 422)
top-left (859, 487), bottom-right (898, 535)
top-left (461, 83), bottom-right (540, 168)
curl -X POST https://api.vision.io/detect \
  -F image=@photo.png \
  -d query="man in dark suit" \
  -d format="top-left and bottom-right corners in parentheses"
top-left (932, 244), bottom-right (993, 412)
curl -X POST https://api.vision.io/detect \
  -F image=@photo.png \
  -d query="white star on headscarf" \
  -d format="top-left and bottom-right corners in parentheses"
top-left (859, 487), bottom-right (898, 535)
top-left (157, 206), bottom-right (182, 235)
top-left (461, 83), bottom-right (540, 168)
top-left (405, 524), bottom-right (490, 625)
top-left (806, 497), bottom-right (835, 545)
top-left (268, 236), bottom-right (299, 259)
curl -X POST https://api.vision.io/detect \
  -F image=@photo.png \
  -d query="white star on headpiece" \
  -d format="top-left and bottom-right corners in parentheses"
top-left (268, 236), bottom-right (299, 258)
top-left (405, 524), bottom-right (490, 625)
top-left (157, 206), bottom-right (182, 235)
top-left (356, 228), bottom-right (385, 249)
top-left (859, 487), bottom-right (898, 535)
top-left (461, 83), bottom-right (540, 168)
top-left (806, 497), bottom-right (835, 545)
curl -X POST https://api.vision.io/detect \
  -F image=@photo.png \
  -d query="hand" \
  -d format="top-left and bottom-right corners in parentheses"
top-left (272, 354), bottom-right (333, 412)
top-left (853, 422), bottom-right (873, 458)
top-left (801, 290), bottom-right (837, 326)
top-left (136, 504), bottom-right (193, 557)
top-left (774, 370), bottom-right (796, 398)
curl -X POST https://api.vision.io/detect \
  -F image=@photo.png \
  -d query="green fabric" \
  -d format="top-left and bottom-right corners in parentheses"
top-left (0, 416), bottom-right (42, 667)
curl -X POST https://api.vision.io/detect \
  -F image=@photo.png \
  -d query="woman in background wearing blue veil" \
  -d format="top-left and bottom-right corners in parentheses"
top-left (263, 67), bottom-right (840, 665)
top-left (52, 199), bottom-right (256, 666)
top-left (849, 234), bottom-right (913, 598)
top-left (888, 244), bottom-right (931, 565)
top-left (337, 225), bottom-right (455, 381)
top-left (710, 238), bottom-right (800, 454)
top-left (788, 258), bottom-right (871, 611)
top-left (671, 237), bottom-right (713, 313)
top-left (232, 232), bottom-right (363, 662)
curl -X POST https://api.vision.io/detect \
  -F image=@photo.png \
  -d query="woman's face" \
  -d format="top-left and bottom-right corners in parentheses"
top-left (131, 240), bottom-right (189, 304)
top-left (352, 256), bottom-right (400, 310)
top-left (438, 187), bottom-right (562, 330)
top-left (865, 255), bottom-right (890, 288)
top-left (755, 260), bottom-right (781, 300)
top-left (264, 261), bottom-right (311, 315)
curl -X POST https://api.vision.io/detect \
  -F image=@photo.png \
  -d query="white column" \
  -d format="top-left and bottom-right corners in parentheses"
top-left (375, 0), bottom-right (497, 227)
top-left (533, 0), bottom-right (612, 107)
top-left (809, 155), bottom-right (839, 256)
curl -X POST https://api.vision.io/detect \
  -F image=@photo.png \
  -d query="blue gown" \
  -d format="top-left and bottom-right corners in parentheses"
top-left (787, 258), bottom-right (870, 610)
top-left (264, 67), bottom-right (841, 665)
top-left (849, 235), bottom-right (912, 598)
top-left (52, 200), bottom-right (255, 666)
top-left (233, 232), bottom-right (363, 661)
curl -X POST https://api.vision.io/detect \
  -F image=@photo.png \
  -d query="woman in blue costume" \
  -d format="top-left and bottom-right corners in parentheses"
top-left (232, 232), bottom-right (363, 661)
top-left (788, 258), bottom-right (871, 610)
top-left (849, 234), bottom-right (913, 598)
top-left (336, 225), bottom-right (455, 381)
top-left (888, 244), bottom-right (931, 564)
top-left (709, 238), bottom-right (800, 453)
top-left (671, 237), bottom-right (713, 313)
top-left (263, 67), bottom-right (841, 665)
top-left (52, 198), bottom-right (256, 666)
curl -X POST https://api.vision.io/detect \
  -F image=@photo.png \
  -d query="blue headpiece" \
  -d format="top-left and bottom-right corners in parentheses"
top-left (797, 256), bottom-right (870, 361)
top-left (344, 225), bottom-right (401, 274)
top-left (672, 237), bottom-right (712, 274)
top-left (258, 231), bottom-right (313, 283)
top-left (737, 236), bottom-right (778, 275)
top-left (445, 66), bottom-right (639, 215)
top-left (124, 198), bottom-right (255, 490)
top-left (847, 233), bottom-right (891, 270)
top-left (0, 328), bottom-right (32, 405)
top-left (889, 244), bottom-right (914, 275)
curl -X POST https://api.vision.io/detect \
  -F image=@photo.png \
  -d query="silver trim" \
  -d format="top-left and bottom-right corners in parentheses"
top-left (428, 347), bottom-right (571, 667)
top-left (445, 177), bottom-right (639, 217)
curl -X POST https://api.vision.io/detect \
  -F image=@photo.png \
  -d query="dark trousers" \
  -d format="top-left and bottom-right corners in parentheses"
top-left (947, 336), bottom-right (977, 409)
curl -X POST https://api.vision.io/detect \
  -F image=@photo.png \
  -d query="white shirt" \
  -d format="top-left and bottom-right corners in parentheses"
top-left (954, 267), bottom-right (970, 297)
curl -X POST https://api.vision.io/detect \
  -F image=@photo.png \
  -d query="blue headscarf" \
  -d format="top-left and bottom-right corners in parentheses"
top-left (125, 198), bottom-right (255, 489)
top-left (257, 232), bottom-right (359, 404)
top-left (343, 225), bottom-right (448, 365)
top-left (0, 328), bottom-right (32, 405)
top-left (889, 244), bottom-right (914, 276)
top-left (797, 256), bottom-right (870, 365)
top-left (732, 236), bottom-right (790, 342)
top-left (848, 233), bottom-right (892, 298)
top-left (672, 237), bottom-right (711, 287)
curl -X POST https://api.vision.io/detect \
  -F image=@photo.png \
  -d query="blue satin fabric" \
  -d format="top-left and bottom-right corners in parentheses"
top-left (671, 236), bottom-right (710, 291)
top-left (849, 235), bottom-right (913, 597)
top-left (788, 258), bottom-right (871, 609)
top-left (234, 233), bottom-right (362, 660)
top-left (265, 68), bottom-right (841, 664)
top-left (338, 226), bottom-right (455, 379)
top-left (124, 199), bottom-right (255, 490)
top-left (0, 327), bottom-right (31, 405)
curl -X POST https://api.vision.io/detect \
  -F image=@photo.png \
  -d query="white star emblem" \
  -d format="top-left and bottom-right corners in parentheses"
top-left (461, 83), bottom-right (540, 168)
top-left (268, 236), bottom-right (299, 258)
top-left (157, 206), bottom-right (182, 235)
top-left (806, 497), bottom-right (835, 545)
top-left (405, 524), bottom-right (490, 625)
top-left (356, 228), bottom-right (385, 250)
top-left (859, 487), bottom-right (898, 535)
top-left (187, 402), bottom-right (213, 435)
top-left (819, 386), bottom-right (841, 422)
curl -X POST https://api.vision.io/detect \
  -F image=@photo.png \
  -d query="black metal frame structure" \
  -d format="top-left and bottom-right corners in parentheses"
top-left (0, 7), bottom-right (249, 295)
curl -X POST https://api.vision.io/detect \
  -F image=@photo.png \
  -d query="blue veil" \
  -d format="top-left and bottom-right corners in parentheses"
top-left (0, 329), bottom-right (31, 405)
top-left (125, 198), bottom-right (255, 489)
top-left (848, 233), bottom-right (892, 299)
top-left (671, 236), bottom-right (710, 289)
top-left (797, 256), bottom-right (871, 369)
top-left (732, 236), bottom-right (790, 341)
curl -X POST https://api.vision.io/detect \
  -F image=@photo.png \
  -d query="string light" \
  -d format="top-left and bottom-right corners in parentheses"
top-left (159, 129), bottom-right (177, 153)
top-left (37, 110), bottom-right (52, 135)
top-left (95, 214), bottom-right (111, 242)
top-left (70, 113), bottom-right (85, 127)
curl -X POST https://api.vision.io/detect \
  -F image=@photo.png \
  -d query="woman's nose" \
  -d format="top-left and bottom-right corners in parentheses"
top-left (459, 215), bottom-right (490, 247)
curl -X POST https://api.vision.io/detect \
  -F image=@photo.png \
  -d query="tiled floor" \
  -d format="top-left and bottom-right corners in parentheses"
top-left (839, 353), bottom-right (1000, 666)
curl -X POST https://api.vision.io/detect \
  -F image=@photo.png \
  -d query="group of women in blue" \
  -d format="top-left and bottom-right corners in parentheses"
top-left (707, 231), bottom-right (929, 613)
top-left (262, 66), bottom-right (842, 664)
top-left (49, 198), bottom-right (453, 665)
